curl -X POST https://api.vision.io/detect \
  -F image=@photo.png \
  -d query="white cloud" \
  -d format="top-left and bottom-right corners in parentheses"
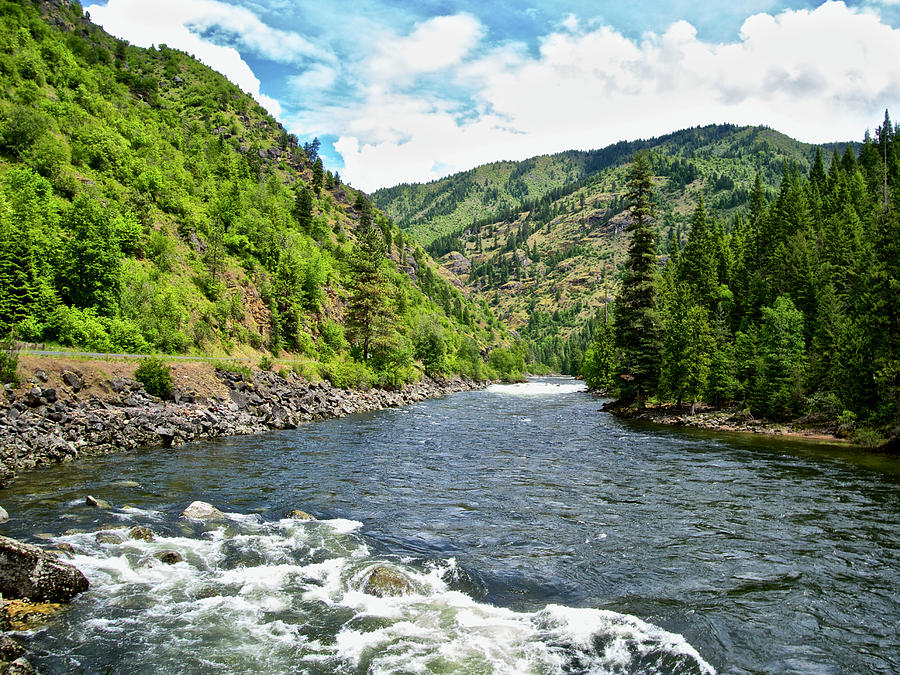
top-left (368, 14), bottom-right (484, 81)
top-left (85, 0), bottom-right (321, 115)
top-left (290, 64), bottom-right (338, 91)
top-left (324, 1), bottom-right (900, 191)
top-left (85, 1), bottom-right (900, 192)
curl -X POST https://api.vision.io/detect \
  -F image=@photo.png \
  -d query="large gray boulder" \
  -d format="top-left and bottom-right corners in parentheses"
top-left (180, 501), bottom-right (225, 520)
top-left (0, 535), bottom-right (89, 602)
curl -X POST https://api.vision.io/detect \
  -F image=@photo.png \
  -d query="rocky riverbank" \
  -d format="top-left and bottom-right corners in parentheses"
top-left (0, 358), bottom-right (489, 487)
top-left (601, 399), bottom-right (851, 444)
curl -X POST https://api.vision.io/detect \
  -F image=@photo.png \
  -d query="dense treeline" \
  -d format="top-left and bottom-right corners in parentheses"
top-left (0, 0), bottom-right (524, 386)
top-left (583, 116), bottom-right (900, 441)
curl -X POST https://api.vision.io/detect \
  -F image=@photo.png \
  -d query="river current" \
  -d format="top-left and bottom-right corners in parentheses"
top-left (2, 378), bottom-right (898, 674)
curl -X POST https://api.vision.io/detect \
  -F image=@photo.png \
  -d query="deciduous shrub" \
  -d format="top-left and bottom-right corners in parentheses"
top-left (134, 356), bottom-right (172, 399)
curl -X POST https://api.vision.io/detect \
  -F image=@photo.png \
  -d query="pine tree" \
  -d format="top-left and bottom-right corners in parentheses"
top-left (749, 296), bottom-right (806, 420)
top-left (809, 147), bottom-right (827, 192)
top-left (312, 158), bottom-right (324, 196)
top-left (613, 151), bottom-right (661, 404)
top-left (678, 195), bottom-right (719, 312)
top-left (292, 185), bottom-right (313, 231)
top-left (345, 204), bottom-right (395, 362)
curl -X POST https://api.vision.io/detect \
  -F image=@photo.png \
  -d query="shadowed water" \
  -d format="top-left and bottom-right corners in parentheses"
top-left (1, 378), bottom-right (898, 673)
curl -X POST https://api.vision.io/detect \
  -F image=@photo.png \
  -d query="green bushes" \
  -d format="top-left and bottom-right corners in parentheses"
top-left (134, 356), bottom-right (172, 398)
top-left (413, 317), bottom-right (448, 377)
top-left (321, 355), bottom-right (374, 390)
top-left (0, 339), bottom-right (18, 384)
top-left (46, 306), bottom-right (150, 353)
top-left (487, 345), bottom-right (526, 382)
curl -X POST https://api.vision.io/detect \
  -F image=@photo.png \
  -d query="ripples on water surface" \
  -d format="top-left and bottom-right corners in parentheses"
top-left (2, 377), bottom-right (898, 674)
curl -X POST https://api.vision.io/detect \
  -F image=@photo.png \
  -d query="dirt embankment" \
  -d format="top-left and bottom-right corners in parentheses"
top-left (0, 356), bottom-right (488, 487)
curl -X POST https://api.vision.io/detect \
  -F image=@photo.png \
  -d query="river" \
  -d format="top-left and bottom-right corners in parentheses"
top-left (2, 378), bottom-right (898, 674)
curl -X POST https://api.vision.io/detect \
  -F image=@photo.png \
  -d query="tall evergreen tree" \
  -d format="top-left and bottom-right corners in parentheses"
top-left (292, 185), bottom-right (314, 232)
top-left (312, 158), bottom-right (324, 196)
top-left (613, 151), bottom-right (661, 404)
top-left (679, 195), bottom-right (719, 311)
top-left (345, 204), bottom-right (395, 362)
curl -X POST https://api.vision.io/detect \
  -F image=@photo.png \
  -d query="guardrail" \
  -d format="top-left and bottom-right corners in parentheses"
top-left (16, 350), bottom-right (310, 364)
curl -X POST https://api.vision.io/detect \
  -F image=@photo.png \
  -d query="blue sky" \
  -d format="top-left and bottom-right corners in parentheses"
top-left (86, 0), bottom-right (900, 191)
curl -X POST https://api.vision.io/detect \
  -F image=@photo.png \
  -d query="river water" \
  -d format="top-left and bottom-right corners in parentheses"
top-left (2, 378), bottom-right (898, 674)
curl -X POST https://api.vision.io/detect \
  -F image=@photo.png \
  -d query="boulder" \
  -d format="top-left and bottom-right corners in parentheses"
top-left (62, 371), bottom-right (83, 392)
top-left (95, 532), bottom-right (122, 545)
top-left (128, 526), bottom-right (153, 542)
top-left (85, 495), bottom-right (111, 509)
top-left (5, 658), bottom-right (38, 674)
top-left (0, 506), bottom-right (8, 523)
top-left (180, 501), bottom-right (224, 521)
top-left (0, 634), bottom-right (25, 661)
top-left (154, 550), bottom-right (182, 565)
top-left (284, 509), bottom-right (314, 521)
top-left (24, 389), bottom-right (43, 408)
top-left (361, 566), bottom-right (414, 598)
top-left (0, 535), bottom-right (89, 602)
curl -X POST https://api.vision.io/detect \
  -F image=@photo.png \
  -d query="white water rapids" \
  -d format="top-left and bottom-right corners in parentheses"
top-left (42, 505), bottom-right (714, 674)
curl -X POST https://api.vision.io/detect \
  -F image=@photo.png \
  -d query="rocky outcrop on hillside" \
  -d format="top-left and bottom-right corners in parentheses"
top-left (0, 368), bottom-right (486, 487)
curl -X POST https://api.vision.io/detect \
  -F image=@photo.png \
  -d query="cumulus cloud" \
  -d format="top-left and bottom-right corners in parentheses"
top-left (85, 0), bottom-right (321, 115)
top-left (367, 14), bottom-right (484, 81)
top-left (325, 1), bottom-right (900, 191)
top-left (85, 0), bottom-right (900, 192)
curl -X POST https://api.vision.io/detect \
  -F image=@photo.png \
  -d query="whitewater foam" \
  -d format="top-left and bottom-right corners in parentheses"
top-left (45, 507), bottom-right (714, 674)
top-left (487, 380), bottom-right (588, 396)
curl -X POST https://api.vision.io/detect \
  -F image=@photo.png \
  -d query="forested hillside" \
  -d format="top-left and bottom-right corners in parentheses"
top-left (583, 116), bottom-right (900, 443)
top-left (372, 125), bottom-right (844, 247)
top-left (374, 125), bottom-right (858, 373)
top-left (0, 0), bottom-right (524, 386)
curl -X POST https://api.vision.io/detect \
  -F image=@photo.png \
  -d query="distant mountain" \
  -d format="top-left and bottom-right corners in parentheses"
top-left (373, 125), bottom-right (860, 372)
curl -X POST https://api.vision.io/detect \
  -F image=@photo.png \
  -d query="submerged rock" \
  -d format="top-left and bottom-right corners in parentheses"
top-left (94, 532), bottom-right (122, 545)
top-left (3, 599), bottom-right (66, 631)
top-left (128, 526), bottom-right (154, 542)
top-left (154, 550), bottom-right (182, 565)
top-left (0, 536), bottom-right (89, 603)
top-left (180, 501), bottom-right (224, 521)
top-left (284, 509), bottom-right (314, 521)
top-left (361, 566), bottom-right (415, 598)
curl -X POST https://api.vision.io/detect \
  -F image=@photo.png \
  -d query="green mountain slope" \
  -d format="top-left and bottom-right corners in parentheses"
top-left (372, 124), bottom-right (853, 248)
top-left (373, 125), bottom-right (860, 372)
top-left (0, 0), bottom-right (520, 385)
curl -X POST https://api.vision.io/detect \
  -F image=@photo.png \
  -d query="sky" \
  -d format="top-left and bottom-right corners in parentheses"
top-left (83, 0), bottom-right (900, 192)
